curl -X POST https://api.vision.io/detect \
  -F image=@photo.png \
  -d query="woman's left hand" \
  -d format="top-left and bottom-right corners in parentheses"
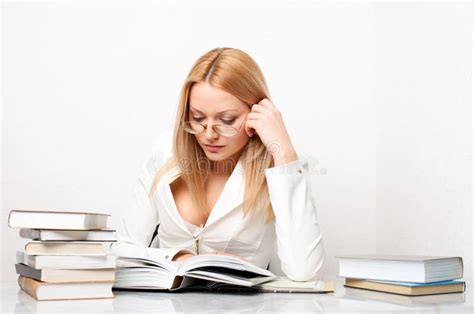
top-left (245, 98), bottom-right (299, 165)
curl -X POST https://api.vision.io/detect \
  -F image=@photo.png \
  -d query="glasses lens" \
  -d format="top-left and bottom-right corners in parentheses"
top-left (215, 125), bottom-right (238, 137)
top-left (183, 121), bottom-right (204, 134)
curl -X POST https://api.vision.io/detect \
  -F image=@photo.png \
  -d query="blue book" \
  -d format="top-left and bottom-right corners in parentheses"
top-left (344, 278), bottom-right (466, 296)
top-left (368, 279), bottom-right (464, 287)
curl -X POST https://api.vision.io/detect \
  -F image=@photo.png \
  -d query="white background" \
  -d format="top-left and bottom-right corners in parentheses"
top-left (2, 1), bottom-right (472, 286)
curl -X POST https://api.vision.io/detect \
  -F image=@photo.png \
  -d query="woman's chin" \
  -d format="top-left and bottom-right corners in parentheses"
top-left (204, 153), bottom-right (225, 161)
top-left (204, 150), bottom-right (237, 162)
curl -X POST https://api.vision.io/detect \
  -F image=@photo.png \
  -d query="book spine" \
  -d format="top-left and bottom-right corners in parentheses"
top-left (7, 210), bottom-right (15, 228)
top-left (18, 276), bottom-right (40, 301)
top-left (19, 228), bottom-right (37, 240)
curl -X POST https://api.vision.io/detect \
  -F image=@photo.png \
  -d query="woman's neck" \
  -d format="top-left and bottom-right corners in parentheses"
top-left (209, 151), bottom-right (241, 176)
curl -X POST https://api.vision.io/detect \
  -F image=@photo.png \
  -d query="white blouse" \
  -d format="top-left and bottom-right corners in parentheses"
top-left (111, 129), bottom-right (325, 281)
top-left (183, 219), bottom-right (202, 235)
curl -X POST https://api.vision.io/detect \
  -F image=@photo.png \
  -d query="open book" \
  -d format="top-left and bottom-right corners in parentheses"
top-left (113, 253), bottom-right (278, 291)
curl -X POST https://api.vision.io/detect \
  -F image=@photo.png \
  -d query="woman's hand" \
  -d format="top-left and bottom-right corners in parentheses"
top-left (245, 98), bottom-right (299, 166)
top-left (172, 251), bottom-right (194, 262)
top-left (172, 251), bottom-right (248, 262)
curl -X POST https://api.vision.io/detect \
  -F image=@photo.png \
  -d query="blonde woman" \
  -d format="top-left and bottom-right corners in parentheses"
top-left (112, 47), bottom-right (324, 281)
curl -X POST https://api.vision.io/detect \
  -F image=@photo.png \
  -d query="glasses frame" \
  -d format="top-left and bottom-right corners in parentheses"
top-left (182, 116), bottom-right (245, 138)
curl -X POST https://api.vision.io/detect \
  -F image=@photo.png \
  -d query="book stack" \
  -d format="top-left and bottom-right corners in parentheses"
top-left (337, 254), bottom-right (466, 296)
top-left (8, 209), bottom-right (117, 301)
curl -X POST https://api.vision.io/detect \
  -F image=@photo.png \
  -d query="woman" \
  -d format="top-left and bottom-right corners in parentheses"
top-left (112, 47), bottom-right (324, 281)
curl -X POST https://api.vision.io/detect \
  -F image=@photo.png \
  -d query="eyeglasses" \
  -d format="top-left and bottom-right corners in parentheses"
top-left (183, 118), bottom-right (244, 137)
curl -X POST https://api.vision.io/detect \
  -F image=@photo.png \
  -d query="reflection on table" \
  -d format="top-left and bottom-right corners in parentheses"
top-left (4, 278), bottom-right (472, 313)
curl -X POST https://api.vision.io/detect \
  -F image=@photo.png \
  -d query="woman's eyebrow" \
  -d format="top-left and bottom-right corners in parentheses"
top-left (190, 107), bottom-right (239, 115)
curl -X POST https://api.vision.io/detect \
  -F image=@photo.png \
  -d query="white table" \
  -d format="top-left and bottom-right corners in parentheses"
top-left (2, 278), bottom-right (472, 313)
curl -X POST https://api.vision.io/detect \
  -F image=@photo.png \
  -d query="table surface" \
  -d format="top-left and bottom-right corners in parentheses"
top-left (2, 278), bottom-right (473, 313)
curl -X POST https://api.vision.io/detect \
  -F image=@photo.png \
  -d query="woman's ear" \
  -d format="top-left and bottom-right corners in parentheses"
top-left (245, 127), bottom-right (254, 137)
top-left (244, 124), bottom-right (254, 137)
top-left (244, 112), bottom-right (255, 137)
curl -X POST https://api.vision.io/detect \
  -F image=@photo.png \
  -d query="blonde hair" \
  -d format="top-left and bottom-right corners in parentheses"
top-left (149, 47), bottom-right (275, 224)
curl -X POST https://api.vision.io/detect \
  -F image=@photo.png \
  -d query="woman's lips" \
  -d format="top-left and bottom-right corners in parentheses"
top-left (204, 144), bottom-right (224, 153)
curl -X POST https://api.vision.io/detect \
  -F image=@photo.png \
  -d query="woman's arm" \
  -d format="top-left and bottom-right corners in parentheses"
top-left (244, 98), bottom-right (324, 281)
top-left (264, 157), bottom-right (325, 281)
top-left (110, 131), bottom-right (195, 262)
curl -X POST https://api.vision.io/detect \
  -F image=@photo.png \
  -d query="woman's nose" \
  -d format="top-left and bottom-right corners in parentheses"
top-left (204, 124), bottom-right (219, 140)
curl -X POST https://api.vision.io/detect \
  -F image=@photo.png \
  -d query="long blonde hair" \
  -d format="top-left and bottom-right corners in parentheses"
top-left (149, 47), bottom-right (275, 224)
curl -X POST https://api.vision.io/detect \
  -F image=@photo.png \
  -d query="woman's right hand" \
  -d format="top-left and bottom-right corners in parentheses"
top-left (172, 251), bottom-right (248, 262)
top-left (172, 251), bottom-right (194, 262)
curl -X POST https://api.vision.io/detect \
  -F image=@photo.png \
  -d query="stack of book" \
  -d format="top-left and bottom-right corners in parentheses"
top-left (337, 254), bottom-right (466, 296)
top-left (8, 209), bottom-right (117, 301)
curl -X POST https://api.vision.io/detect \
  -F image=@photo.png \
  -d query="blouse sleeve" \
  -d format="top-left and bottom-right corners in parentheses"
top-left (264, 157), bottom-right (325, 281)
top-left (110, 130), bottom-right (196, 262)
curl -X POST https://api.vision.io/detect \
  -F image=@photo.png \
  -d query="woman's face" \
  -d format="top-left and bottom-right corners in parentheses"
top-left (187, 82), bottom-right (251, 163)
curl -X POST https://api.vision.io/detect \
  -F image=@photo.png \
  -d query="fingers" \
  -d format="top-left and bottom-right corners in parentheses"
top-left (247, 112), bottom-right (264, 120)
top-left (246, 100), bottom-right (273, 138)
top-left (250, 103), bottom-right (266, 113)
top-left (258, 98), bottom-right (275, 109)
top-left (245, 116), bottom-right (259, 137)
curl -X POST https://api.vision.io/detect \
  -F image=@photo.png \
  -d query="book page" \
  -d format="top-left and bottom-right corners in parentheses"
top-left (176, 253), bottom-right (274, 277)
top-left (256, 276), bottom-right (335, 293)
top-left (116, 256), bottom-right (178, 273)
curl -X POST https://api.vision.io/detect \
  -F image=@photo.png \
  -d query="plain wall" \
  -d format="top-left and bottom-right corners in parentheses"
top-left (1, 2), bottom-right (470, 286)
top-left (374, 2), bottom-right (472, 283)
